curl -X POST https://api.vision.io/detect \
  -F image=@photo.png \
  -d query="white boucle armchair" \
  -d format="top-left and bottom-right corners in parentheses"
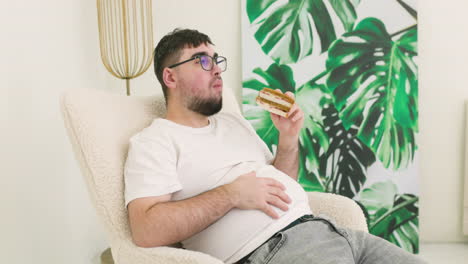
top-left (60, 87), bottom-right (368, 264)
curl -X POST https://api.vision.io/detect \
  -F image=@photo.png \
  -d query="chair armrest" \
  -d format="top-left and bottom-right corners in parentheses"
top-left (112, 240), bottom-right (224, 264)
top-left (307, 192), bottom-right (368, 232)
top-left (108, 193), bottom-right (367, 264)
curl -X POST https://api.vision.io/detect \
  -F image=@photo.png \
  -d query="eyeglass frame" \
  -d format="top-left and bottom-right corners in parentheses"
top-left (168, 53), bottom-right (227, 72)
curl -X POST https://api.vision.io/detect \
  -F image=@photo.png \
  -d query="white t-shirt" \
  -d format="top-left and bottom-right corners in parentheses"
top-left (124, 112), bottom-right (312, 263)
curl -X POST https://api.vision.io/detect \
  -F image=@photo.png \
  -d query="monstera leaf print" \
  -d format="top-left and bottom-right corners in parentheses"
top-left (357, 181), bottom-right (419, 253)
top-left (246, 0), bottom-right (360, 64)
top-left (326, 17), bottom-right (418, 170)
top-left (243, 0), bottom-right (419, 253)
top-left (319, 104), bottom-right (376, 198)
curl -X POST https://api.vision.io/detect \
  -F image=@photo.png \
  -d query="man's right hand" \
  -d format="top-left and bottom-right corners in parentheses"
top-left (224, 171), bottom-right (292, 219)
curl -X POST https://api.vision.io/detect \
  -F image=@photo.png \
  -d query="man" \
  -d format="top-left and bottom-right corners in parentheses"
top-left (124, 28), bottom-right (426, 264)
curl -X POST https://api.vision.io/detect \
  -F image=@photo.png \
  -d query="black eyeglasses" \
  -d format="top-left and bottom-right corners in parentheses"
top-left (168, 55), bottom-right (227, 72)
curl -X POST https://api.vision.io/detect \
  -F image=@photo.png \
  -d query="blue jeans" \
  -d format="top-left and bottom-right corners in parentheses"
top-left (236, 214), bottom-right (427, 264)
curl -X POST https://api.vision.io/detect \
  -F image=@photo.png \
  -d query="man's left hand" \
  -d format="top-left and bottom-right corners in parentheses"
top-left (270, 90), bottom-right (304, 138)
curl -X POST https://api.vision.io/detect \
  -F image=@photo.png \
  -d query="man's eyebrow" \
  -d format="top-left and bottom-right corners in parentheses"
top-left (190, 52), bottom-right (218, 58)
top-left (190, 51), bottom-right (208, 58)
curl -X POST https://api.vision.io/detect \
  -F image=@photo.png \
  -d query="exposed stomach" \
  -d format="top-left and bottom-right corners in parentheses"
top-left (182, 162), bottom-right (312, 262)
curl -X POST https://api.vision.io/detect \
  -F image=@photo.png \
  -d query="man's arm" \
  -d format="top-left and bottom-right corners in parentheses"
top-left (128, 186), bottom-right (233, 247)
top-left (269, 91), bottom-right (304, 181)
top-left (128, 171), bottom-right (291, 248)
top-left (272, 134), bottom-right (300, 181)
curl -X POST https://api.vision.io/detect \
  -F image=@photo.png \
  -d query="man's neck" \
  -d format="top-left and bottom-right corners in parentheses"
top-left (165, 103), bottom-right (210, 128)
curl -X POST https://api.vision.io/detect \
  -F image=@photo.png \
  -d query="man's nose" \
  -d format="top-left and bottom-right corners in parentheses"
top-left (212, 63), bottom-right (222, 76)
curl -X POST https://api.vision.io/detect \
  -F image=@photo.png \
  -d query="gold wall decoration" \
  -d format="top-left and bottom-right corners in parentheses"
top-left (97, 0), bottom-right (154, 96)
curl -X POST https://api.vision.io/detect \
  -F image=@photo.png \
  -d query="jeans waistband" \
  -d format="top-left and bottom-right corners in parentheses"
top-left (235, 214), bottom-right (314, 264)
top-left (278, 214), bottom-right (314, 232)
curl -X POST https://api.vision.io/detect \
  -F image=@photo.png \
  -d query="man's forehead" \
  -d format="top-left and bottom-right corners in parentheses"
top-left (181, 44), bottom-right (217, 58)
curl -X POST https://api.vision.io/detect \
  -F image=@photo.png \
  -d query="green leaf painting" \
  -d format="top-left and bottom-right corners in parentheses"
top-left (247, 0), bottom-right (360, 64)
top-left (326, 18), bottom-right (418, 170)
top-left (319, 104), bottom-right (376, 198)
top-left (242, 0), bottom-right (419, 253)
top-left (358, 181), bottom-right (419, 253)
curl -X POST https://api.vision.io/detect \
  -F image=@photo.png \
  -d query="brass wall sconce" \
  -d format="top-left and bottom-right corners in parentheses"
top-left (97, 0), bottom-right (154, 95)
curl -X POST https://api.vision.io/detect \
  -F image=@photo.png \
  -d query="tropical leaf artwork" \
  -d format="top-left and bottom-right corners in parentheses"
top-left (326, 17), bottom-right (418, 170)
top-left (242, 0), bottom-right (419, 253)
top-left (246, 0), bottom-right (361, 64)
top-left (357, 181), bottom-right (419, 252)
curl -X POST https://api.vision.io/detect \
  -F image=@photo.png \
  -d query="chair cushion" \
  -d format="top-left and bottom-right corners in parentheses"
top-left (60, 87), bottom-right (241, 241)
top-left (61, 89), bottom-right (164, 239)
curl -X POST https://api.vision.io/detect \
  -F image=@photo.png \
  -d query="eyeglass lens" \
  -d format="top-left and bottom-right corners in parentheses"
top-left (199, 55), bottom-right (226, 71)
top-left (200, 56), bottom-right (212, 71)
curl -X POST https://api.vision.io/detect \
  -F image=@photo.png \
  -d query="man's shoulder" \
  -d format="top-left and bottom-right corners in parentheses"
top-left (130, 118), bottom-right (171, 143)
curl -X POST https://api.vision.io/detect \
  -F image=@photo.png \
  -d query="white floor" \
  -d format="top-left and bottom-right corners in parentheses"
top-left (419, 243), bottom-right (468, 264)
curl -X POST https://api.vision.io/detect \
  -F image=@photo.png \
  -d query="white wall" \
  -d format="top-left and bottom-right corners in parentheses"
top-left (1, 1), bottom-right (110, 263)
top-left (418, 0), bottom-right (468, 242)
top-left (1, 0), bottom-right (466, 263)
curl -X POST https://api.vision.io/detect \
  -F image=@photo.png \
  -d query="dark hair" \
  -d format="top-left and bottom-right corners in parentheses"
top-left (153, 28), bottom-right (213, 102)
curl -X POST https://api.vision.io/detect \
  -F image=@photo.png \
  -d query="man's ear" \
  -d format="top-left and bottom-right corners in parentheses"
top-left (163, 68), bottom-right (177, 90)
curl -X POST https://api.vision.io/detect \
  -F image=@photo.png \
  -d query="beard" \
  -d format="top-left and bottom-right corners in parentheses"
top-left (185, 94), bottom-right (222, 116)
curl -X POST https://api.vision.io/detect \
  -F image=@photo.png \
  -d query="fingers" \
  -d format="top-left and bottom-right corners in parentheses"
top-left (262, 177), bottom-right (286, 190)
top-left (262, 204), bottom-right (280, 219)
top-left (288, 104), bottom-right (303, 122)
top-left (288, 103), bottom-right (298, 116)
top-left (263, 192), bottom-right (290, 220)
top-left (267, 195), bottom-right (289, 212)
top-left (269, 187), bottom-right (292, 204)
top-left (258, 178), bottom-right (291, 203)
top-left (284, 91), bottom-right (295, 100)
top-left (262, 177), bottom-right (292, 209)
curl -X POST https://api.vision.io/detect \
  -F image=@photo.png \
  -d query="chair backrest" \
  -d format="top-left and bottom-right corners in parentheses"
top-left (60, 87), bottom-right (241, 243)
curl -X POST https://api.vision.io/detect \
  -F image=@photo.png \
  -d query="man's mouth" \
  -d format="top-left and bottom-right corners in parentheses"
top-left (212, 79), bottom-right (223, 91)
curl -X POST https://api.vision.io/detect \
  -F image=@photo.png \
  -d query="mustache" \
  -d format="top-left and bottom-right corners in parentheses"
top-left (210, 76), bottom-right (222, 85)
